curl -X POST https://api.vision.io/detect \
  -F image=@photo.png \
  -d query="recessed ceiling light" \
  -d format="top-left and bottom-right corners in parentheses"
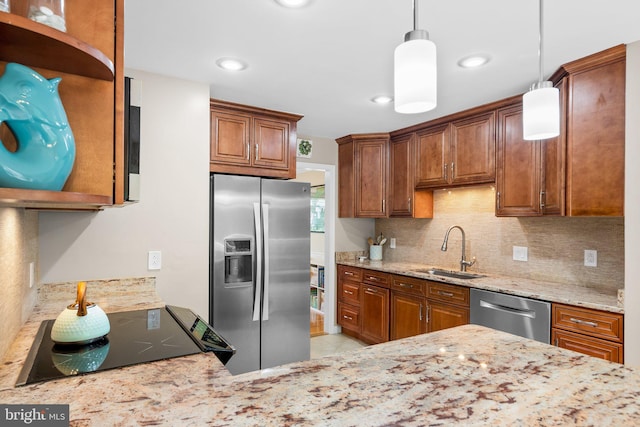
top-left (457, 54), bottom-right (491, 69)
top-left (371, 95), bottom-right (393, 105)
top-left (274, 0), bottom-right (311, 8)
top-left (216, 57), bottom-right (248, 71)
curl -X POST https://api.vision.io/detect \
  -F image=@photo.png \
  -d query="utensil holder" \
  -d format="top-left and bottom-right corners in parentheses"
top-left (369, 245), bottom-right (382, 261)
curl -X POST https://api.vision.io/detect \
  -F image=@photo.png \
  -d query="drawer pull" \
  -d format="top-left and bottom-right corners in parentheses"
top-left (344, 271), bottom-right (354, 276)
top-left (569, 317), bottom-right (598, 328)
top-left (398, 283), bottom-right (414, 288)
top-left (343, 315), bottom-right (353, 321)
top-left (437, 290), bottom-right (454, 297)
top-left (367, 276), bottom-right (380, 281)
top-left (344, 290), bottom-right (354, 295)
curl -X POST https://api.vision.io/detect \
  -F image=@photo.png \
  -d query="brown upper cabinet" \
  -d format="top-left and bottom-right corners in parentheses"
top-left (495, 93), bottom-right (566, 217)
top-left (388, 134), bottom-right (433, 218)
top-left (336, 133), bottom-right (389, 218)
top-left (412, 111), bottom-right (496, 189)
top-left (0, 0), bottom-right (125, 209)
top-left (553, 45), bottom-right (626, 216)
top-left (210, 99), bottom-right (303, 179)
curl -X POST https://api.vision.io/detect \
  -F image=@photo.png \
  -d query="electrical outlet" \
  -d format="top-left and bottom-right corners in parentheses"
top-left (584, 249), bottom-right (597, 267)
top-left (513, 246), bottom-right (528, 262)
top-left (390, 238), bottom-right (396, 249)
top-left (148, 251), bottom-right (162, 270)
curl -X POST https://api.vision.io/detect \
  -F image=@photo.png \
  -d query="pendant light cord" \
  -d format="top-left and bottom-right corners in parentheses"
top-left (537, 0), bottom-right (544, 84)
top-left (413, 0), bottom-right (418, 31)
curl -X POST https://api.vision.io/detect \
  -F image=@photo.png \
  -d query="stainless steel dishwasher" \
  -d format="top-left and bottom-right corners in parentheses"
top-left (470, 288), bottom-right (551, 344)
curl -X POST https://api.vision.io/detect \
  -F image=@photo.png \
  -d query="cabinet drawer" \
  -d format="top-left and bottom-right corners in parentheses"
top-left (339, 282), bottom-right (361, 306)
top-left (552, 304), bottom-right (623, 343)
top-left (552, 328), bottom-right (623, 364)
top-left (338, 302), bottom-right (360, 332)
top-left (391, 275), bottom-right (427, 296)
top-left (338, 265), bottom-right (363, 282)
top-left (427, 282), bottom-right (470, 306)
top-left (362, 269), bottom-right (391, 288)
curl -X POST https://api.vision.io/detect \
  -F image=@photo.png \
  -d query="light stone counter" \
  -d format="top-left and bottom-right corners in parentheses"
top-left (2, 278), bottom-right (637, 426)
top-left (338, 259), bottom-right (622, 313)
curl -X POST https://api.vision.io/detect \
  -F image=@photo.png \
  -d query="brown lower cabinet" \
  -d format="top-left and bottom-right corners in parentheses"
top-left (360, 285), bottom-right (390, 344)
top-left (338, 265), bottom-right (470, 344)
top-left (390, 292), bottom-right (426, 340)
top-left (427, 301), bottom-right (469, 333)
top-left (552, 303), bottom-right (624, 364)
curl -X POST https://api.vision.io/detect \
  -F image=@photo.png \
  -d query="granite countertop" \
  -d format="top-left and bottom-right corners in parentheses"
top-left (2, 278), bottom-right (637, 425)
top-left (338, 259), bottom-right (622, 313)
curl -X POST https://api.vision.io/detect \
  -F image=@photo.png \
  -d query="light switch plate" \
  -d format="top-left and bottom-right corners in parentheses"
top-left (390, 238), bottom-right (396, 249)
top-left (513, 246), bottom-right (528, 262)
top-left (584, 249), bottom-right (597, 267)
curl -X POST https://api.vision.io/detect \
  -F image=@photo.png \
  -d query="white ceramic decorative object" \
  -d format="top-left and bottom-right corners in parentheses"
top-left (50, 281), bottom-right (110, 345)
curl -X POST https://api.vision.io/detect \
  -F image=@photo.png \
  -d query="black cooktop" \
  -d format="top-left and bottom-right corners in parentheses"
top-left (16, 306), bottom-right (234, 386)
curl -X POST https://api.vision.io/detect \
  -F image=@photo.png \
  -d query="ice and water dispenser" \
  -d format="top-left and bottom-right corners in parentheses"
top-left (224, 238), bottom-right (253, 285)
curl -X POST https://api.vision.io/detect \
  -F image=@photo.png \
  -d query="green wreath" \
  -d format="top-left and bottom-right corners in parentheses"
top-left (298, 140), bottom-right (312, 156)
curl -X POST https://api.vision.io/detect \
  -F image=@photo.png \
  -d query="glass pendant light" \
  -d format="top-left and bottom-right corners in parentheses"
top-left (394, 0), bottom-right (437, 114)
top-left (523, 0), bottom-right (559, 140)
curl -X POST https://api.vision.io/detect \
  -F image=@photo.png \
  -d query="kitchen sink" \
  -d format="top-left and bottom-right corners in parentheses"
top-left (412, 268), bottom-right (485, 280)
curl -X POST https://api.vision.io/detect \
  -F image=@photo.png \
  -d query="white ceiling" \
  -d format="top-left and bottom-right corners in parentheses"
top-left (124, 0), bottom-right (640, 140)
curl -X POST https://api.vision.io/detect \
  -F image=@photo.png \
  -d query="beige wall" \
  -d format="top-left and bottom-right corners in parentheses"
top-left (38, 70), bottom-right (212, 318)
top-left (625, 41), bottom-right (640, 366)
top-left (0, 209), bottom-right (38, 359)
top-left (377, 186), bottom-right (623, 292)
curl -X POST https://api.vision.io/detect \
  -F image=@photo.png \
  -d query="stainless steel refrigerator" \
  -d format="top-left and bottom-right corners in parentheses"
top-left (209, 174), bottom-right (311, 375)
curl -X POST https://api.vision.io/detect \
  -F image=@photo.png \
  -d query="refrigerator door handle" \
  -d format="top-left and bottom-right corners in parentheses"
top-left (262, 203), bottom-right (270, 321)
top-left (252, 203), bottom-right (262, 322)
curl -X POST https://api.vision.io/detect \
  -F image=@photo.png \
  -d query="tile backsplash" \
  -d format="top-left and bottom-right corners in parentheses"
top-left (376, 185), bottom-right (624, 292)
top-left (0, 208), bottom-right (38, 361)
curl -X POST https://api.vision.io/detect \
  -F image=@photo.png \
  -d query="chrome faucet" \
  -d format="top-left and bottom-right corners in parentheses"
top-left (441, 225), bottom-right (476, 272)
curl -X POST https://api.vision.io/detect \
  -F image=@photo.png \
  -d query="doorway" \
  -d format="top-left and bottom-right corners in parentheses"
top-left (296, 162), bottom-right (339, 336)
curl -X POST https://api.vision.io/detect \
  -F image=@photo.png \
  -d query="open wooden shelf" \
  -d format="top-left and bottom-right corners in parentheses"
top-left (0, 11), bottom-right (114, 81)
top-left (0, 188), bottom-right (112, 210)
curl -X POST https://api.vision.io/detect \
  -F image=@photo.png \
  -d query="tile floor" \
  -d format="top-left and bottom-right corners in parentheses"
top-left (310, 333), bottom-right (368, 359)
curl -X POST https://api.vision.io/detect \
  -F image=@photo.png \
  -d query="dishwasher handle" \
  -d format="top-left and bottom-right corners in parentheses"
top-left (479, 299), bottom-right (536, 319)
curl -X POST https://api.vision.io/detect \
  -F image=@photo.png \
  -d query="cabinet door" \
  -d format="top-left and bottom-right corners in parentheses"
top-left (360, 285), bottom-right (390, 344)
top-left (540, 79), bottom-right (566, 216)
top-left (210, 110), bottom-right (251, 166)
top-left (355, 138), bottom-right (388, 218)
top-left (391, 292), bottom-right (426, 340)
top-left (337, 140), bottom-right (355, 217)
top-left (389, 134), bottom-right (414, 217)
top-left (427, 301), bottom-right (469, 333)
top-left (565, 50), bottom-right (625, 216)
top-left (450, 112), bottom-right (496, 186)
top-left (553, 329), bottom-right (623, 364)
top-left (495, 104), bottom-right (542, 216)
top-left (253, 117), bottom-right (290, 171)
top-left (415, 124), bottom-right (449, 188)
